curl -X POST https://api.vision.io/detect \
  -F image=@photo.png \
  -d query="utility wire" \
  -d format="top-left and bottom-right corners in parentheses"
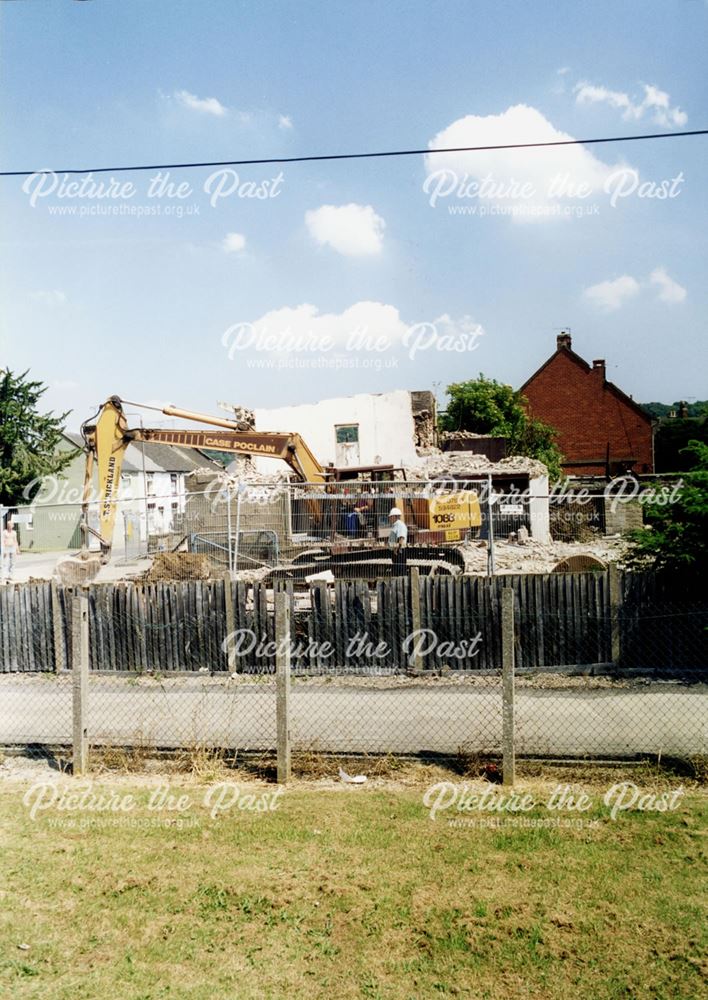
top-left (1, 128), bottom-right (706, 178)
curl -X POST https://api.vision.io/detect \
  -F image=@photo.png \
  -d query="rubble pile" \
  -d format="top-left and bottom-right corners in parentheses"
top-left (187, 464), bottom-right (290, 492)
top-left (440, 430), bottom-right (490, 441)
top-left (53, 552), bottom-right (102, 585)
top-left (407, 450), bottom-right (548, 480)
top-left (233, 565), bottom-right (273, 584)
top-left (460, 536), bottom-right (627, 575)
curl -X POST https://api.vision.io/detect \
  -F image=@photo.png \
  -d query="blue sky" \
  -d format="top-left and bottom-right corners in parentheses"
top-left (1, 0), bottom-right (706, 429)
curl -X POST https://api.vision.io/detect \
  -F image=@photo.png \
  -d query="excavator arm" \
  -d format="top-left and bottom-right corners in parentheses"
top-left (81, 396), bottom-right (327, 559)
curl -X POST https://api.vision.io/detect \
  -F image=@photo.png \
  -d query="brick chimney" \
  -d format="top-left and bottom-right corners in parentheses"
top-left (592, 359), bottom-right (606, 377)
top-left (556, 332), bottom-right (572, 350)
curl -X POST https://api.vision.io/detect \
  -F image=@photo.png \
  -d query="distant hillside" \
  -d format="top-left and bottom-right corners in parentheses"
top-left (642, 401), bottom-right (708, 419)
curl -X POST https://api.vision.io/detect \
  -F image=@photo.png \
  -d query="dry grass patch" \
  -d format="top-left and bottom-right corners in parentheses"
top-left (0, 770), bottom-right (705, 1000)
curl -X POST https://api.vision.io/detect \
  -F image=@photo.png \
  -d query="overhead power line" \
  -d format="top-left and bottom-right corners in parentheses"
top-left (1, 128), bottom-right (707, 178)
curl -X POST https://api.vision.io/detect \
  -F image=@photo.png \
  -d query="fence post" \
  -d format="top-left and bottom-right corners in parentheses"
top-left (0, 505), bottom-right (5, 581)
top-left (226, 489), bottom-right (233, 575)
top-left (275, 591), bottom-right (291, 783)
top-left (409, 567), bottom-right (423, 673)
top-left (233, 489), bottom-right (242, 573)
top-left (501, 586), bottom-right (515, 786)
top-left (51, 581), bottom-right (66, 673)
top-left (609, 565), bottom-right (622, 667)
top-left (486, 473), bottom-right (496, 576)
top-left (72, 590), bottom-right (89, 776)
top-left (223, 576), bottom-right (235, 670)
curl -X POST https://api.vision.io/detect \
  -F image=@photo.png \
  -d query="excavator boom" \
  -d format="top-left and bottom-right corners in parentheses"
top-left (82, 396), bottom-right (327, 559)
top-left (81, 396), bottom-right (479, 578)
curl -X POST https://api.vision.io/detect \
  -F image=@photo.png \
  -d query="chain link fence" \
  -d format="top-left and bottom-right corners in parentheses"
top-left (0, 572), bottom-right (705, 773)
top-left (1, 476), bottom-right (647, 587)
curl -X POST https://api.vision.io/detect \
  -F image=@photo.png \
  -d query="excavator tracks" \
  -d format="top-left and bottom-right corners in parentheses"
top-left (267, 545), bottom-right (465, 582)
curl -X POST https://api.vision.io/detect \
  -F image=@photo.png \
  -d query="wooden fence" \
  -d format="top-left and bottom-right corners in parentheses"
top-left (0, 571), bottom-right (705, 675)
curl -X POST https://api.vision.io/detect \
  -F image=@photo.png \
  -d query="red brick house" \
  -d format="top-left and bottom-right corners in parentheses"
top-left (520, 333), bottom-right (654, 476)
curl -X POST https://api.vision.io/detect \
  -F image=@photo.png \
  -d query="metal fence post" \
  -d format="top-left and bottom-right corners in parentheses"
top-left (486, 474), bottom-right (496, 576)
top-left (275, 591), bottom-right (291, 783)
top-left (501, 586), bottom-right (515, 786)
top-left (233, 487), bottom-right (242, 573)
top-left (72, 590), bottom-right (89, 775)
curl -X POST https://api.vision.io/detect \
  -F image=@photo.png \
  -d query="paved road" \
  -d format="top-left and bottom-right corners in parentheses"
top-left (1, 675), bottom-right (706, 756)
top-left (2, 550), bottom-right (150, 585)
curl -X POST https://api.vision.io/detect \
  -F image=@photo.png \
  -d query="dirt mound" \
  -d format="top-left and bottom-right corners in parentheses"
top-left (143, 552), bottom-right (212, 582)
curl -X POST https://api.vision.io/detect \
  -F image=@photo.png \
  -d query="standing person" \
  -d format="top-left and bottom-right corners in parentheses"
top-left (354, 496), bottom-right (372, 538)
top-left (2, 516), bottom-right (20, 582)
top-left (388, 506), bottom-right (408, 577)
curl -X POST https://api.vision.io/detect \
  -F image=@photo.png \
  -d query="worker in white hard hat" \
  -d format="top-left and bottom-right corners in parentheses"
top-left (388, 506), bottom-right (408, 577)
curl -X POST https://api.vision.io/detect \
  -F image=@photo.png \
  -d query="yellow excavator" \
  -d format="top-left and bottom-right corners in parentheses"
top-left (81, 395), bottom-right (331, 556)
top-left (81, 396), bottom-right (480, 578)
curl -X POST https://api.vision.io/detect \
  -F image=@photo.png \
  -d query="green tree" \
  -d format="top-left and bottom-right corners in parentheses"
top-left (654, 415), bottom-right (708, 473)
top-left (0, 369), bottom-right (75, 506)
top-left (642, 400), bottom-right (708, 419)
top-left (440, 375), bottom-right (564, 480)
top-left (624, 440), bottom-right (708, 586)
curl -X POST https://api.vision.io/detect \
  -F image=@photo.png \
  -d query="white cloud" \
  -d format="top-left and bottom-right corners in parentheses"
top-left (583, 276), bottom-right (640, 312)
top-left (650, 267), bottom-right (686, 304)
top-left (223, 302), bottom-right (484, 360)
top-left (425, 104), bottom-right (623, 221)
top-left (222, 232), bottom-right (246, 253)
top-left (305, 203), bottom-right (385, 255)
top-left (170, 91), bottom-right (291, 129)
top-left (31, 290), bottom-right (66, 306)
top-left (584, 268), bottom-right (687, 311)
top-left (641, 85), bottom-right (688, 128)
top-left (175, 89), bottom-right (227, 117)
top-left (575, 83), bottom-right (635, 116)
top-left (574, 81), bottom-right (687, 128)
top-left (239, 301), bottom-right (403, 349)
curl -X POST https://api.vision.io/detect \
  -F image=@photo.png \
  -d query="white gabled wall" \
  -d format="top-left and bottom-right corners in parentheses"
top-left (253, 390), bottom-right (419, 472)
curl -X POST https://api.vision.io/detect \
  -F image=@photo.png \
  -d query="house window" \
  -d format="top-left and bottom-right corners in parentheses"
top-left (335, 424), bottom-right (360, 469)
top-left (170, 474), bottom-right (178, 495)
top-left (335, 424), bottom-right (359, 445)
top-left (146, 474), bottom-right (155, 496)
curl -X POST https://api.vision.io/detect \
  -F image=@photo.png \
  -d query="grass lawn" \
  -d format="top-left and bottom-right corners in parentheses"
top-left (0, 766), bottom-right (706, 999)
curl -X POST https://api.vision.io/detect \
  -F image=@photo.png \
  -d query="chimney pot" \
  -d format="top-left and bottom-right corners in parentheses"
top-left (556, 332), bottom-right (572, 350)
